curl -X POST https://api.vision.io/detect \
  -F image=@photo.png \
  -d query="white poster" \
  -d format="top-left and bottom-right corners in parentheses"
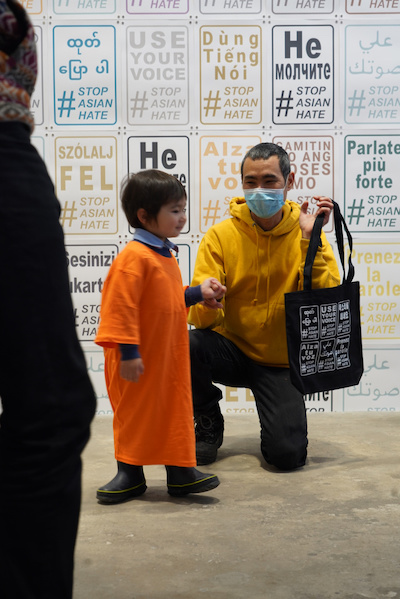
top-left (273, 25), bottom-right (334, 125)
top-left (53, 25), bottom-right (117, 126)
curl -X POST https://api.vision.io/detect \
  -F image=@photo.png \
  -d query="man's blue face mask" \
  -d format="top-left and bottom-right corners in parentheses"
top-left (243, 186), bottom-right (286, 219)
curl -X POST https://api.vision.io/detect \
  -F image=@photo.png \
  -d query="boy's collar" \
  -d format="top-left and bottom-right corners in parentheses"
top-left (133, 228), bottom-right (179, 253)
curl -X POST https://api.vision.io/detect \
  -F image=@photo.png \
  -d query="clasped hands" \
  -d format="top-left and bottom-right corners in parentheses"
top-left (200, 277), bottom-right (227, 310)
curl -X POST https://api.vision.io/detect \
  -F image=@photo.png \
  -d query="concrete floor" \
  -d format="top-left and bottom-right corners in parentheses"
top-left (74, 413), bottom-right (400, 599)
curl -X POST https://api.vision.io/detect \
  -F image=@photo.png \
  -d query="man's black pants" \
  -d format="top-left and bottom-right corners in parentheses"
top-left (190, 329), bottom-right (308, 470)
top-left (0, 123), bottom-right (96, 598)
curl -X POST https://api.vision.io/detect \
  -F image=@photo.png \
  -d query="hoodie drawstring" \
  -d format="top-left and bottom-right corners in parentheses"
top-left (264, 235), bottom-right (271, 325)
top-left (251, 225), bottom-right (271, 328)
top-left (251, 224), bottom-right (260, 306)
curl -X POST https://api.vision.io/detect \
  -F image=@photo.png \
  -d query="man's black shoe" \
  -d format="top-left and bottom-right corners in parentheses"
top-left (194, 411), bottom-right (224, 465)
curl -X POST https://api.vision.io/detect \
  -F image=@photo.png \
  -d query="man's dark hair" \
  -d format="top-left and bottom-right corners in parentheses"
top-left (121, 169), bottom-right (186, 228)
top-left (241, 143), bottom-right (291, 180)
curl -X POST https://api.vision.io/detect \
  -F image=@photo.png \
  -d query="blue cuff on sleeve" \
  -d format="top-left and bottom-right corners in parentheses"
top-left (119, 344), bottom-right (141, 361)
top-left (185, 285), bottom-right (203, 307)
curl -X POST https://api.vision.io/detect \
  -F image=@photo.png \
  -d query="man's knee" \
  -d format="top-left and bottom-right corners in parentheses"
top-left (261, 439), bottom-right (307, 471)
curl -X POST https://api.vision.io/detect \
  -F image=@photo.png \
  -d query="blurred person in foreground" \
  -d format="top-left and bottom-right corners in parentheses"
top-left (0, 2), bottom-right (96, 597)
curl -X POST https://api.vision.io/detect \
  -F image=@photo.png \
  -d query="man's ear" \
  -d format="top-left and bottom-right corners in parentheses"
top-left (286, 172), bottom-right (295, 191)
top-left (137, 208), bottom-right (148, 226)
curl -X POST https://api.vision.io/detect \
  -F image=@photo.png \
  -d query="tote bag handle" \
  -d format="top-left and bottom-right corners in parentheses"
top-left (303, 201), bottom-right (355, 291)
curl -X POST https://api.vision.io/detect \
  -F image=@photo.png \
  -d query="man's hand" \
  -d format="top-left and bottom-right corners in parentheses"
top-left (200, 277), bottom-right (227, 310)
top-left (120, 358), bottom-right (144, 382)
top-left (299, 196), bottom-right (333, 240)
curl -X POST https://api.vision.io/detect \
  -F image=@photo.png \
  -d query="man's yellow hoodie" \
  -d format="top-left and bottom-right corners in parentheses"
top-left (188, 197), bottom-right (340, 368)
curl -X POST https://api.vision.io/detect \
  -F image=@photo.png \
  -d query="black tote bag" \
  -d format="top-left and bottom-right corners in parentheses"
top-left (284, 201), bottom-right (364, 394)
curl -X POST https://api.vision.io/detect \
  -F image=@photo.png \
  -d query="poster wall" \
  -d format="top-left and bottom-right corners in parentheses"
top-left (26, 0), bottom-right (400, 415)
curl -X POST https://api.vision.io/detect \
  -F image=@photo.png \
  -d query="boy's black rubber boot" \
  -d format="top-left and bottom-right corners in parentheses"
top-left (96, 462), bottom-right (147, 504)
top-left (166, 466), bottom-right (220, 496)
top-left (194, 409), bottom-right (224, 465)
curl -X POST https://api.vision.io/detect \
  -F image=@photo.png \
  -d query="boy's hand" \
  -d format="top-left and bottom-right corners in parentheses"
top-left (200, 277), bottom-right (227, 309)
top-left (120, 358), bottom-right (144, 382)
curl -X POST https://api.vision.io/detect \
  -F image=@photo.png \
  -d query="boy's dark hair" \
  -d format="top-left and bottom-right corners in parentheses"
top-left (241, 143), bottom-right (291, 180)
top-left (121, 169), bottom-right (186, 228)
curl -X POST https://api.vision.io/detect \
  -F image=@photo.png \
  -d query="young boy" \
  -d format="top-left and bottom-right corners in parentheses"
top-left (95, 169), bottom-right (226, 503)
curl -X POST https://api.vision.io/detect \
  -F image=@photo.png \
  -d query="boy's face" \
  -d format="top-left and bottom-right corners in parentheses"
top-left (145, 197), bottom-right (187, 240)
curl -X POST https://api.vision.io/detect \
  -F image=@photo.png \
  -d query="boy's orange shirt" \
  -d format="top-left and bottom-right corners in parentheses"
top-left (95, 241), bottom-right (196, 466)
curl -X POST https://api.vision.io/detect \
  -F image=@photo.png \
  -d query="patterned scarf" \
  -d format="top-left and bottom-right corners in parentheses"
top-left (0, 0), bottom-right (37, 132)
